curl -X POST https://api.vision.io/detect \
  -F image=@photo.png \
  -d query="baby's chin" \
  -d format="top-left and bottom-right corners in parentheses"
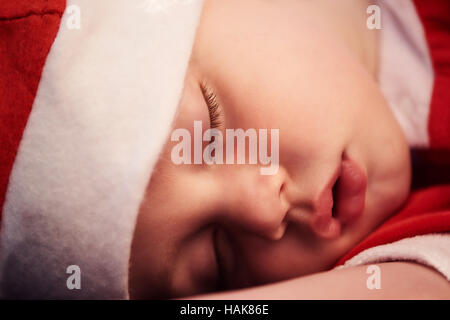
top-left (375, 145), bottom-right (411, 214)
top-left (345, 154), bottom-right (411, 244)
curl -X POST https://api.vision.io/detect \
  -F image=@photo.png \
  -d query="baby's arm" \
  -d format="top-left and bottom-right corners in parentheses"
top-left (190, 262), bottom-right (449, 299)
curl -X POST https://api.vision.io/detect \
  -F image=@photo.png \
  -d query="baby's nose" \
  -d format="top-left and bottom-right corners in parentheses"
top-left (218, 166), bottom-right (290, 241)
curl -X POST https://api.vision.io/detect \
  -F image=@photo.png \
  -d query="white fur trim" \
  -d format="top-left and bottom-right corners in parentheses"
top-left (377, 0), bottom-right (434, 148)
top-left (0, 0), bottom-right (203, 299)
top-left (336, 234), bottom-right (450, 281)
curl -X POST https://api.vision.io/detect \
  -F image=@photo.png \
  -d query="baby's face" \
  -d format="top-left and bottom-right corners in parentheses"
top-left (129, 0), bottom-right (411, 298)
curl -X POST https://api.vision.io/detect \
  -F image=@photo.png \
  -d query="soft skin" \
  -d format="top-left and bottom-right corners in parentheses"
top-left (129, 0), bottom-right (413, 299)
top-left (191, 262), bottom-right (450, 300)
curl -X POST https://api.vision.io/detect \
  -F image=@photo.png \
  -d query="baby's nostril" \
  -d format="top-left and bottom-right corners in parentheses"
top-left (331, 178), bottom-right (340, 218)
top-left (269, 221), bottom-right (288, 241)
top-left (279, 181), bottom-right (286, 197)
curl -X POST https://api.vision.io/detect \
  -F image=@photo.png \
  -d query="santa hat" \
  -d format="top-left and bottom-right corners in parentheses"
top-left (0, 0), bottom-right (203, 299)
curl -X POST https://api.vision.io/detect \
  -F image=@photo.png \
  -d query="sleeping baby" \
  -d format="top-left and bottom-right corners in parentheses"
top-left (0, 0), bottom-right (449, 299)
top-left (128, 0), bottom-right (450, 299)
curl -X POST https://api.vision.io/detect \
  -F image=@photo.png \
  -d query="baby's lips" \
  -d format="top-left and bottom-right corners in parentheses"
top-left (333, 157), bottom-right (367, 225)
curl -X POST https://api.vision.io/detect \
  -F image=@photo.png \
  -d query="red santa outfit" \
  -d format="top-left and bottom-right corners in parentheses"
top-left (0, 0), bottom-right (204, 298)
top-left (0, 0), bottom-right (448, 299)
